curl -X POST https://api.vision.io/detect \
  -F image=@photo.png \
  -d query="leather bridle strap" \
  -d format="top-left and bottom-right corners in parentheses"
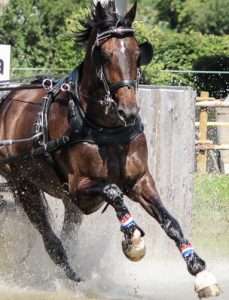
top-left (94, 27), bottom-right (138, 96)
top-left (109, 80), bottom-right (137, 93)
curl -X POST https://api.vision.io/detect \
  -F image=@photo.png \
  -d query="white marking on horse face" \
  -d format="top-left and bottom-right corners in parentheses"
top-left (120, 40), bottom-right (126, 54)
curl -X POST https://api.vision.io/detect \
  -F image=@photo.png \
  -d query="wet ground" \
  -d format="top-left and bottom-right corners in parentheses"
top-left (0, 192), bottom-right (228, 300)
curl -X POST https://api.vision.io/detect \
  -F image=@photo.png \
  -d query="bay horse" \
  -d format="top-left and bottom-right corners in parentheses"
top-left (0, 1), bottom-right (221, 298)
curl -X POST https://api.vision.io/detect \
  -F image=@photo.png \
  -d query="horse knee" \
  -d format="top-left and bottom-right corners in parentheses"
top-left (102, 183), bottom-right (123, 205)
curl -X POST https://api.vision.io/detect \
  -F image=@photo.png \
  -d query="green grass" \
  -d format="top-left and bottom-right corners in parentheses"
top-left (194, 174), bottom-right (229, 257)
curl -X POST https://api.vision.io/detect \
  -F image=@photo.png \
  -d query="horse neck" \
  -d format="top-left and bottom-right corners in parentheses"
top-left (79, 61), bottom-right (100, 109)
top-left (78, 45), bottom-right (111, 126)
top-left (79, 70), bottom-right (110, 127)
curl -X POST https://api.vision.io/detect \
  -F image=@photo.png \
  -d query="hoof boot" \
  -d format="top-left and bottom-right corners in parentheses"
top-left (122, 229), bottom-right (146, 262)
top-left (195, 270), bottom-right (222, 298)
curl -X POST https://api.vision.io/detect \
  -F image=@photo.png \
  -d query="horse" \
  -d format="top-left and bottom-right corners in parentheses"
top-left (0, 1), bottom-right (221, 298)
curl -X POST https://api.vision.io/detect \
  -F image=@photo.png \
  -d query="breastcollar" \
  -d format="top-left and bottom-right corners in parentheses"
top-left (67, 65), bottom-right (144, 146)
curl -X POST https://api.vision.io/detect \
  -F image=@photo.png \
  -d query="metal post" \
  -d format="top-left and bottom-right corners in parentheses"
top-left (93, 0), bottom-right (128, 15)
top-left (115, 0), bottom-right (127, 15)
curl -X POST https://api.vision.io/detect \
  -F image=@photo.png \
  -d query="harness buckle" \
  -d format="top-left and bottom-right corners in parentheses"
top-left (42, 79), bottom-right (53, 90)
top-left (104, 94), bottom-right (115, 115)
top-left (96, 69), bottom-right (103, 82)
top-left (61, 83), bottom-right (71, 92)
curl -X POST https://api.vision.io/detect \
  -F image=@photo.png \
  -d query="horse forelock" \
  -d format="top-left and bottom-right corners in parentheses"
top-left (76, 1), bottom-right (131, 43)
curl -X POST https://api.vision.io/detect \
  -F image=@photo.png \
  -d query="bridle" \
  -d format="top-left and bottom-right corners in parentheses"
top-left (91, 27), bottom-right (140, 110)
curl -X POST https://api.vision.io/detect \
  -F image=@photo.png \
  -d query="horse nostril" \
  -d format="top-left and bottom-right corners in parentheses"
top-left (118, 109), bottom-right (136, 125)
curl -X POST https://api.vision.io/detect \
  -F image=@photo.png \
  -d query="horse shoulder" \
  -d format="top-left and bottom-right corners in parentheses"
top-left (124, 133), bottom-right (148, 181)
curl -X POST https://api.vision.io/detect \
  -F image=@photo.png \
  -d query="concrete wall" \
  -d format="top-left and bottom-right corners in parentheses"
top-left (138, 86), bottom-right (196, 236)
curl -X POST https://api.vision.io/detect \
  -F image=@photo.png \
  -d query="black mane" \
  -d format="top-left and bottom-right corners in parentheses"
top-left (76, 1), bottom-right (132, 43)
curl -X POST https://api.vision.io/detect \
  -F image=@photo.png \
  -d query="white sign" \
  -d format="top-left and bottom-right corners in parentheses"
top-left (0, 44), bottom-right (11, 81)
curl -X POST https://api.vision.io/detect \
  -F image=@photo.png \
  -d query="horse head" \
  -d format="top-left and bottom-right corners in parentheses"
top-left (78, 1), bottom-right (153, 127)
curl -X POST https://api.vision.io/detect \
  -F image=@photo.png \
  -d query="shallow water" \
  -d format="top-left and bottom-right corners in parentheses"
top-left (0, 193), bottom-right (228, 300)
top-left (0, 258), bottom-right (228, 300)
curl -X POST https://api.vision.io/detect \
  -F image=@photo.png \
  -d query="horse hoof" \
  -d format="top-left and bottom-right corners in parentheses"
top-left (195, 270), bottom-right (222, 298)
top-left (122, 229), bottom-right (146, 262)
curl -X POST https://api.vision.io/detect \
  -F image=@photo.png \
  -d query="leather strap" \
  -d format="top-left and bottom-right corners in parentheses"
top-left (109, 80), bottom-right (137, 93)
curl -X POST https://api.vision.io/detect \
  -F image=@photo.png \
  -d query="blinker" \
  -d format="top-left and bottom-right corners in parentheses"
top-left (92, 40), bottom-right (154, 68)
top-left (138, 41), bottom-right (154, 66)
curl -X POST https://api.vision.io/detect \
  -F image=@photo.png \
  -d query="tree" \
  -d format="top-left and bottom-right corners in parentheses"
top-left (153, 0), bottom-right (184, 29)
top-left (0, 0), bottom-right (88, 72)
top-left (178, 0), bottom-right (229, 35)
top-left (153, 0), bottom-right (229, 35)
top-left (55, 7), bottom-right (89, 71)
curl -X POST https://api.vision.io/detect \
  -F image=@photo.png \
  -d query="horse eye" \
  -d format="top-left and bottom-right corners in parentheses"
top-left (101, 53), bottom-right (111, 65)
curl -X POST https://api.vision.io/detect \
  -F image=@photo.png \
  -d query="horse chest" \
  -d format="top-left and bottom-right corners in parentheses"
top-left (76, 143), bottom-right (144, 185)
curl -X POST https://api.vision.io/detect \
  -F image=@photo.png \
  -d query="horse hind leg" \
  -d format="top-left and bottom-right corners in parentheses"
top-left (60, 197), bottom-right (83, 264)
top-left (61, 197), bottom-right (83, 242)
top-left (13, 180), bottom-right (81, 282)
top-left (132, 174), bottom-right (222, 298)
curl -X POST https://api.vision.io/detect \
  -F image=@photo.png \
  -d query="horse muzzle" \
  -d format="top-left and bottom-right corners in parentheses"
top-left (122, 229), bottom-right (146, 262)
top-left (118, 106), bottom-right (139, 126)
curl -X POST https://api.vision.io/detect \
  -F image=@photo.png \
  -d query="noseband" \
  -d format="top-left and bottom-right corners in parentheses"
top-left (92, 28), bottom-right (139, 108)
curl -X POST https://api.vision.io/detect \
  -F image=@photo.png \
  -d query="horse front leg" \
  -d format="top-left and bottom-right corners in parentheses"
top-left (77, 182), bottom-right (145, 261)
top-left (101, 183), bottom-right (146, 262)
top-left (131, 173), bottom-right (221, 298)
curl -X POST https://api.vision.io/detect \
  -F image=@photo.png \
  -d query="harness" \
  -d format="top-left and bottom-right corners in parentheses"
top-left (0, 64), bottom-right (143, 167)
top-left (0, 26), bottom-right (153, 168)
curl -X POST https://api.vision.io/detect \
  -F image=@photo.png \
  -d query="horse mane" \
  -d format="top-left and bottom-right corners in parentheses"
top-left (76, 0), bottom-right (132, 43)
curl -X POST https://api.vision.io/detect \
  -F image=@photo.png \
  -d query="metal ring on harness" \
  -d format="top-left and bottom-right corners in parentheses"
top-left (61, 83), bottom-right (70, 92)
top-left (42, 79), bottom-right (53, 90)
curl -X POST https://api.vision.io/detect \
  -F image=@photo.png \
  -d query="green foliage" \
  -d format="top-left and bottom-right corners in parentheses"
top-left (195, 174), bottom-right (229, 208)
top-left (133, 20), bottom-right (229, 95)
top-left (133, 22), bottom-right (188, 86)
top-left (194, 174), bottom-right (229, 256)
top-left (178, 0), bottom-right (229, 35)
top-left (153, 0), bottom-right (184, 30)
top-left (55, 7), bottom-right (89, 72)
top-left (0, 0), bottom-right (87, 75)
top-left (0, 0), bottom-right (228, 97)
top-left (152, 0), bottom-right (229, 36)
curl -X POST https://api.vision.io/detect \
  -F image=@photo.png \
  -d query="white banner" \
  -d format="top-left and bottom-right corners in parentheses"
top-left (0, 44), bottom-right (11, 81)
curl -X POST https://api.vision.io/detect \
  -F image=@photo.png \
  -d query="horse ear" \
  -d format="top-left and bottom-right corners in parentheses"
top-left (124, 1), bottom-right (137, 26)
top-left (95, 1), bottom-right (107, 21)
